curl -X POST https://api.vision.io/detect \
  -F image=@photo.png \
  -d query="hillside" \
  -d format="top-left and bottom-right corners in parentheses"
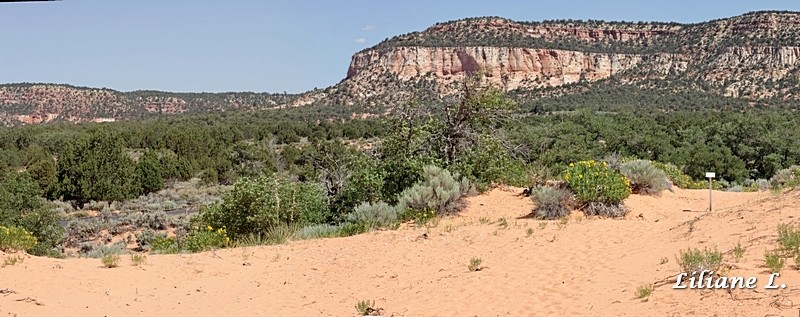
top-left (0, 83), bottom-right (299, 125)
top-left (3, 187), bottom-right (800, 316)
top-left (2, 11), bottom-right (800, 125)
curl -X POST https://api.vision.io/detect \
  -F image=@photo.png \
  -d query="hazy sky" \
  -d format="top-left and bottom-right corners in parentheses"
top-left (2, 0), bottom-right (799, 93)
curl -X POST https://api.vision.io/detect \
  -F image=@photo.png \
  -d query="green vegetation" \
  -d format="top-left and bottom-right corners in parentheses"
top-left (355, 299), bottom-right (377, 316)
top-left (197, 175), bottom-right (329, 239)
top-left (101, 253), bottom-right (121, 268)
top-left (0, 170), bottom-right (63, 256)
top-left (635, 284), bottom-right (654, 301)
top-left (468, 257), bottom-right (483, 272)
top-left (1, 64), bottom-right (800, 258)
top-left (563, 160), bottom-right (630, 217)
top-left (396, 165), bottom-right (473, 216)
top-left (676, 247), bottom-right (723, 274)
top-left (732, 242), bottom-right (746, 262)
top-left (777, 223), bottom-right (800, 257)
top-left (346, 202), bottom-right (399, 230)
top-left (529, 186), bottom-right (572, 220)
top-left (619, 160), bottom-right (669, 195)
top-left (130, 254), bottom-right (147, 266)
top-left (764, 251), bottom-right (785, 273)
top-left (0, 225), bottom-right (38, 252)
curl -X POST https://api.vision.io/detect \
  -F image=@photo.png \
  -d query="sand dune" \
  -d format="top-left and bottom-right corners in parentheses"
top-left (3, 187), bottom-right (800, 316)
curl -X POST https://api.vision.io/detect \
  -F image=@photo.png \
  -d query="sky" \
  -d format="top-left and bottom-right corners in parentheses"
top-left (1, 0), bottom-right (799, 93)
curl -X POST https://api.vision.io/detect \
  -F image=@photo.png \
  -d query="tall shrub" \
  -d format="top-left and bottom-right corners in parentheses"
top-left (396, 165), bottom-right (473, 215)
top-left (197, 175), bottom-right (328, 238)
top-left (563, 160), bottom-right (630, 217)
top-left (620, 160), bottom-right (669, 195)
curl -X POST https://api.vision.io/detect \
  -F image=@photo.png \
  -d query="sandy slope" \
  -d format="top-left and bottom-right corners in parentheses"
top-left (3, 187), bottom-right (800, 316)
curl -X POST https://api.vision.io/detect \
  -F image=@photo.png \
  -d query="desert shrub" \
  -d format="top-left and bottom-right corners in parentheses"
top-left (101, 253), bottom-right (121, 268)
top-left (765, 251), bottom-right (784, 273)
top-left (200, 168), bottom-right (219, 186)
top-left (168, 215), bottom-right (191, 231)
top-left (468, 257), bottom-right (483, 272)
top-left (84, 241), bottom-right (127, 259)
top-left (329, 153), bottom-right (386, 221)
top-left (727, 185), bottom-right (743, 192)
top-left (182, 226), bottom-right (231, 252)
top-left (652, 162), bottom-right (694, 189)
top-left (134, 229), bottom-right (164, 250)
top-left (83, 200), bottom-right (107, 212)
top-left (770, 166), bottom-right (800, 189)
top-left (602, 152), bottom-right (625, 171)
top-left (261, 223), bottom-right (296, 245)
top-left (396, 165), bottom-right (474, 216)
top-left (346, 201), bottom-right (399, 229)
top-left (337, 222), bottom-right (371, 237)
top-left (563, 160), bottom-right (630, 204)
top-left (756, 178), bottom-right (770, 190)
top-left (294, 224), bottom-right (342, 240)
top-left (65, 220), bottom-right (103, 245)
top-left (676, 247), bottom-right (723, 274)
top-left (491, 159), bottom-right (531, 187)
top-left (150, 237), bottom-right (180, 254)
top-left (619, 160), bottom-right (669, 195)
top-left (197, 175), bottom-right (329, 238)
top-left (635, 284), bottom-right (654, 301)
top-left (130, 253), bottom-right (147, 266)
top-left (584, 202), bottom-right (628, 217)
top-left (777, 223), bottom-right (800, 257)
top-left (0, 225), bottom-right (38, 252)
top-left (126, 211), bottom-right (167, 230)
top-left (529, 186), bottom-right (572, 220)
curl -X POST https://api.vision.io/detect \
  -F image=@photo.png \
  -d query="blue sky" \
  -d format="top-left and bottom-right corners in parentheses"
top-left (1, 0), bottom-right (799, 93)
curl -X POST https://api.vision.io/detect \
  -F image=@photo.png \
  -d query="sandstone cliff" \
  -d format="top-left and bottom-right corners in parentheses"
top-left (331, 11), bottom-right (800, 106)
top-left (347, 47), bottom-right (688, 91)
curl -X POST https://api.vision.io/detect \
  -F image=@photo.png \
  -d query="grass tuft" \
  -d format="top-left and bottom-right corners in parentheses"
top-left (468, 257), bottom-right (483, 272)
top-left (635, 284), bottom-right (654, 301)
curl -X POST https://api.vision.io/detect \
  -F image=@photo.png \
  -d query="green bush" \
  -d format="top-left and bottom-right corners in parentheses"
top-left (652, 162), bottom-right (694, 189)
top-left (396, 165), bottom-right (473, 215)
top-left (777, 223), bottom-right (800, 257)
top-left (346, 201), bottom-right (399, 229)
top-left (197, 175), bottom-right (329, 238)
top-left (0, 225), bottom-right (38, 252)
top-left (770, 166), bottom-right (800, 189)
top-left (563, 160), bottom-right (631, 205)
top-left (676, 247), bottom-right (723, 274)
top-left (330, 153), bottom-right (386, 220)
top-left (150, 236), bottom-right (180, 254)
top-left (0, 170), bottom-right (64, 256)
top-left (126, 211), bottom-right (167, 230)
top-left (619, 160), bottom-right (669, 195)
top-left (101, 253), bottom-right (121, 268)
top-left (182, 226), bottom-right (231, 252)
top-left (294, 224), bottom-right (342, 240)
top-left (136, 151), bottom-right (164, 195)
top-left (530, 186), bottom-right (572, 220)
top-left (134, 229), bottom-right (164, 250)
top-left (87, 242), bottom-right (127, 259)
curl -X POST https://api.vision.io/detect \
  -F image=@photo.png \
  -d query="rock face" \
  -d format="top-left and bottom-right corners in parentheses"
top-left (334, 11), bottom-right (800, 104)
top-left (348, 47), bottom-right (685, 90)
